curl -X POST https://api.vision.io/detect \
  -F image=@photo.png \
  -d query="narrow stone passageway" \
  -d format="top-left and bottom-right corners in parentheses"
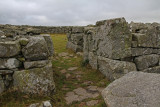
top-left (51, 34), bottom-right (109, 107)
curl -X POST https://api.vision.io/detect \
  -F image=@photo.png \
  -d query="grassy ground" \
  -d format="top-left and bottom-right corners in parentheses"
top-left (51, 34), bottom-right (110, 107)
top-left (0, 34), bottom-right (110, 107)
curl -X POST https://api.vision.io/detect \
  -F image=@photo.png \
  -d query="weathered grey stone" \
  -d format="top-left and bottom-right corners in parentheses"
top-left (83, 32), bottom-right (89, 61)
top-left (131, 48), bottom-right (154, 56)
top-left (24, 60), bottom-right (49, 69)
top-left (131, 41), bottom-right (138, 48)
top-left (142, 66), bottom-right (160, 73)
top-left (0, 41), bottom-right (21, 58)
top-left (0, 72), bottom-right (13, 92)
top-left (0, 76), bottom-right (5, 94)
top-left (132, 32), bottom-right (160, 48)
top-left (130, 22), bottom-right (148, 33)
top-left (41, 34), bottom-right (54, 57)
top-left (0, 30), bottom-right (4, 36)
top-left (83, 27), bottom-right (96, 61)
top-left (131, 22), bottom-right (160, 48)
top-left (134, 54), bottom-right (159, 70)
top-left (88, 52), bottom-right (98, 69)
top-left (43, 101), bottom-right (52, 107)
top-left (28, 101), bottom-right (52, 107)
top-left (0, 70), bottom-right (14, 75)
top-left (95, 17), bottom-right (132, 59)
top-left (65, 87), bottom-right (99, 105)
top-left (70, 34), bottom-right (83, 45)
top-left (102, 72), bottom-right (160, 107)
top-left (25, 27), bottom-right (41, 35)
top-left (98, 56), bottom-right (137, 80)
top-left (72, 27), bottom-right (84, 33)
top-left (13, 62), bottom-right (55, 96)
top-left (65, 92), bottom-right (79, 104)
top-left (66, 28), bottom-right (84, 53)
top-left (66, 41), bottom-right (83, 52)
top-left (66, 33), bottom-right (71, 41)
top-left (22, 36), bottom-right (49, 61)
top-left (0, 58), bottom-right (22, 69)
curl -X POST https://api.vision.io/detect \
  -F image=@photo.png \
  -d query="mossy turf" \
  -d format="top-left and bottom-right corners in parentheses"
top-left (0, 34), bottom-right (110, 107)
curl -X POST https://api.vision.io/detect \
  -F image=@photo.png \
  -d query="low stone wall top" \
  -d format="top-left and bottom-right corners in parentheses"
top-left (0, 24), bottom-right (85, 36)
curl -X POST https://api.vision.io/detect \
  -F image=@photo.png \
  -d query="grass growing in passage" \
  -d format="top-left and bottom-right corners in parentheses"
top-left (51, 34), bottom-right (110, 107)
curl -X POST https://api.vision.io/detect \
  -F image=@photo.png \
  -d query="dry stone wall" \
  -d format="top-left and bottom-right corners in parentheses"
top-left (130, 22), bottom-right (160, 72)
top-left (0, 24), bottom-right (82, 36)
top-left (82, 17), bottom-right (160, 81)
top-left (0, 32), bottom-right (55, 95)
top-left (66, 27), bottom-right (84, 52)
top-left (1, 17), bottom-right (160, 93)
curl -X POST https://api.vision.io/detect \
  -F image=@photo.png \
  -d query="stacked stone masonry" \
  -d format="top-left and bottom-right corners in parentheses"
top-left (82, 17), bottom-right (160, 81)
top-left (0, 24), bottom-right (85, 36)
top-left (66, 27), bottom-right (84, 52)
top-left (1, 17), bottom-right (160, 94)
top-left (0, 32), bottom-right (55, 95)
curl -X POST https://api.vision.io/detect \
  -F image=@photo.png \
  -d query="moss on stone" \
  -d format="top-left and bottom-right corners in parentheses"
top-left (17, 57), bottom-right (25, 62)
top-left (19, 38), bottom-right (29, 46)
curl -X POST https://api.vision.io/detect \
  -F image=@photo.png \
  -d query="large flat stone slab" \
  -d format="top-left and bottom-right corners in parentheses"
top-left (102, 72), bottom-right (160, 107)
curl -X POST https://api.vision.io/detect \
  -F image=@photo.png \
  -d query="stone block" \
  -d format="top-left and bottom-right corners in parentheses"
top-left (72, 27), bottom-right (84, 33)
top-left (66, 41), bottom-right (83, 52)
top-left (134, 54), bottom-right (159, 70)
top-left (142, 66), bottom-right (160, 73)
top-left (24, 60), bottom-right (49, 69)
top-left (41, 34), bottom-right (54, 57)
top-left (0, 41), bottom-right (21, 58)
top-left (13, 62), bottom-right (55, 96)
top-left (95, 17), bottom-right (132, 59)
top-left (131, 48), bottom-right (154, 56)
top-left (0, 76), bottom-right (5, 94)
top-left (131, 41), bottom-right (138, 48)
top-left (98, 56), bottom-right (137, 80)
top-left (70, 34), bottom-right (83, 45)
top-left (0, 58), bottom-right (22, 69)
top-left (132, 33), bottom-right (160, 48)
top-left (88, 52), bottom-right (98, 69)
top-left (0, 70), bottom-right (14, 75)
top-left (22, 36), bottom-right (49, 61)
top-left (18, 38), bottom-right (29, 46)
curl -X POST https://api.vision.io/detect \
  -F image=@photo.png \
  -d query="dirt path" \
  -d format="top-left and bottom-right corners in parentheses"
top-left (51, 34), bottom-right (109, 107)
